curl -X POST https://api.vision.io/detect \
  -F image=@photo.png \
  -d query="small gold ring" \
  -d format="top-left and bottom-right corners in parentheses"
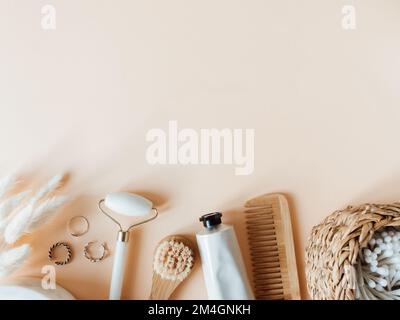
top-left (83, 241), bottom-right (108, 263)
top-left (48, 242), bottom-right (72, 266)
top-left (67, 216), bottom-right (89, 237)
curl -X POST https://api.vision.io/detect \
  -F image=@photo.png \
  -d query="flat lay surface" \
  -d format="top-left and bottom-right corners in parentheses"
top-left (1, 0), bottom-right (400, 299)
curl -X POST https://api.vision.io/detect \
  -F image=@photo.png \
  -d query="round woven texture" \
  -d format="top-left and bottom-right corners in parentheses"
top-left (305, 203), bottom-right (400, 300)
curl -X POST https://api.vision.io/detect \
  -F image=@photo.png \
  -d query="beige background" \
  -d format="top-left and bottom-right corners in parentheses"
top-left (1, 0), bottom-right (400, 299)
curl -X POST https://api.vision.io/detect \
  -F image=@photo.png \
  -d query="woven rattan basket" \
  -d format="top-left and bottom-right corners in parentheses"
top-left (305, 203), bottom-right (400, 300)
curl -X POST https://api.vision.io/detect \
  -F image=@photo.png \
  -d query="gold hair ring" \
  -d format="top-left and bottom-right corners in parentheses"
top-left (83, 241), bottom-right (108, 263)
top-left (48, 242), bottom-right (72, 266)
top-left (67, 216), bottom-right (89, 237)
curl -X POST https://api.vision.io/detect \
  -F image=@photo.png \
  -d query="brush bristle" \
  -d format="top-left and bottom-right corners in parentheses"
top-left (153, 239), bottom-right (194, 281)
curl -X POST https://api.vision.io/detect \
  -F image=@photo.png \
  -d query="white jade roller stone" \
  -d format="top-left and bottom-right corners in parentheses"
top-left (104, 192), bottom-right (153, 216)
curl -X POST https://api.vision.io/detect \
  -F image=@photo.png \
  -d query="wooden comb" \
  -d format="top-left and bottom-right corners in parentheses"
top-left (244, 193), bottom-right (300, 300)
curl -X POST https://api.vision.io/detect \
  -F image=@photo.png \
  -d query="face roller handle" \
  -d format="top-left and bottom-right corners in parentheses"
top-left (109, 231), bottom-right (130, 300)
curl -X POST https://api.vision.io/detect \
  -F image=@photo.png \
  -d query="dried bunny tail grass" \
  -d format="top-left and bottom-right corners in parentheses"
top-left (3, 204), bottom-right (35, 244)
top-left (30, 174), bottom-right (64, 204)
top-left (27, 196), bottom-right (69, 233)
top-left (3, 196), bottom-right (69, 244)
top-left (0, 244), bottom-right (31, 278)
top-left (0, 175), bottom-right (17, 200)
top-left (153, 239), bottom-right (195, 282)
top-left (0, 191), bottom-right (30, 220)
top-left (0, 191), bottom-right (30, 234)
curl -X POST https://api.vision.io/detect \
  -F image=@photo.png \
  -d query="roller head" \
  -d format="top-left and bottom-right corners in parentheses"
top-left (104, 192), bottom-right (153, 217)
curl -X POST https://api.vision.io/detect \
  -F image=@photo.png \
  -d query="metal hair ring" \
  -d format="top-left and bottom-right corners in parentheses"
top-left (48, 242), bottom-right (72, 266)
top-left (67, 215), bottom-right (89, 237)
top-left (83, 241), bottom-right (108, 263)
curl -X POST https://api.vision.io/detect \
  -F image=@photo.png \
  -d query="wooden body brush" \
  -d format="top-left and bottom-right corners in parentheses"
top-left (150, 236), bottom-right (195, 300)
top-left (244, 193), bottom-right (300, 300)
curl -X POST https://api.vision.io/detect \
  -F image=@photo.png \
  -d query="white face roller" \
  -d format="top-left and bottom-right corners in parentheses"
top-left (98, 192), bottom-right (158, 300)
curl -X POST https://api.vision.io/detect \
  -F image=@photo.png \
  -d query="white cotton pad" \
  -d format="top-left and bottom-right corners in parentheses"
top-left (104, 192), bottom-right (153, 217)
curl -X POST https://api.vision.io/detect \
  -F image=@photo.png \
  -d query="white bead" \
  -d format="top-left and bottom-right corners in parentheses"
top-left (377, 238), bottom-right (383, 245)
top-left (365, 257), bottom-right (371, 263)
top-left (368, 279), bottom-right (376, 288)
top-left (386, 250), bottom-right (394, 257)
top-left (374, 247), bottom-right (382, 254)
top-left (371, 265), bottom-right (378, 272)
top-left (371, 253), bottom-right (378, 260)
top-left (376, 284), bottom-right (384, 292)
top-left (380, 243), bottom-right (387, 250)
top-left (378, 278), bottom-right (388, 287)
top-left (385, 236), bottom-right (392, 243)
top-left (377, 267), bottom-right (386, 275)
top-left (389, 231), bottom-right (395, 237)
top-left (364, 249), bottom-right (372, 256)
top-left (382, 231), bottom-right (388, 237)
top-left (369, 239), bottom-right (376, 246)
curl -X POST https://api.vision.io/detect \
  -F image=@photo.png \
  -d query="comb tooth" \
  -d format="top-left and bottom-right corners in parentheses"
top-left (254, 272), bottom-right (282, 280)
top-left (248, 237), bottom-right (278, 242)
top-left (250, 251), bottom-right (279, 258)
top-left (253, 264), bottom-right (281, 271)
top-left (244, 209), bottom-right (275, 217)
top-left (259, 295), bottom-right (285, 300)
top-left (259, 293), bottom-right (285, 298)
top-left (246, 215), bottom-right (275, 221)
top-left (248, 239), bottom-right (277, 245)
top-left (246, 217), bottom-right (274, 224)
top-left (259, 287), bottom-right (283, 292)
top-left (245, 208), bottom-right (274, 214)
top-left (257, 288), bottom-right (284, 294)
top-left (247, 228), bottom-right (276, 234)
top-left (249, 247), bottom-right (279, 254)
top-left (252, 257), bottom-right (280, 263)
top-left (245, 210), bottom-right (274, 217)
top-left (246, 216), bottom-right (274, 221)
top-left (248, 242), bottom-right (278, 248)
top-left (247, 225), bottom-right (275, 232)
top-left (246, 221), bottom-right (274, 227)
top-left (247, 234), bottom-right (277, 241)
top-left (254, 278), bottom-right (283, 285)
top-left (249, 245), bottom-right (278, 251)
top-left (245, 206), bottom-right (273, 211)
top-left (253, 267), bottom-right (281, 273)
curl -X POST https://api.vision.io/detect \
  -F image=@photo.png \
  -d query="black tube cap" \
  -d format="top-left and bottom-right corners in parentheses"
top-left (200, 212), bottom-right (223, 229)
